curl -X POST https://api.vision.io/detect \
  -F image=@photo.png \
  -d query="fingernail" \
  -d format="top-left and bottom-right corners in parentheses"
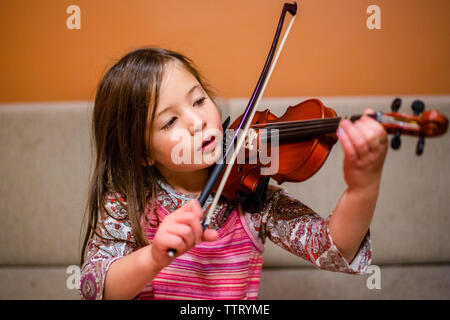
top-left (337, 128), bottom-right (344, 136)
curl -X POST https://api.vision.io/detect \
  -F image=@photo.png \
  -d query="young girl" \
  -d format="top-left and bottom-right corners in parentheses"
top-left (80, 47), bottom-right (388, 300)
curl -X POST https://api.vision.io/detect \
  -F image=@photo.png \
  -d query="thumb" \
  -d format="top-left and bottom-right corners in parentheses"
top-left (202, 229), bottom-right (219, 242)
top-left (364, 108), bottom-right (375, 116)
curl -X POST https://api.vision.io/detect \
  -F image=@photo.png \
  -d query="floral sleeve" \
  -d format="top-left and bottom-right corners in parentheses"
top-left (79, 192), bottom-right (136, 300)
top-left (258, 186), bottom-right (372, 274)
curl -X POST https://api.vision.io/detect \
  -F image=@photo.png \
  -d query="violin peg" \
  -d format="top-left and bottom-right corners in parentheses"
top-left (391, 131), bottom-right (401, 150)
top-left (412, 100), bottom-right (425, 116)
top-left (416, 134), bottom-right (425, 155)
top-left (391, 98), bottom-right (402, 112)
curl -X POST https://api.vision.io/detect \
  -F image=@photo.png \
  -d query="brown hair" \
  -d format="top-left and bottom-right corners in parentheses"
top-left (80, 47), bottom-right (217, 265)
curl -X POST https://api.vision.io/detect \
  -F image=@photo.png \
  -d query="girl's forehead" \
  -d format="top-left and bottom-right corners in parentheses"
top-left (157, 62), bottom-right (202, 106)
top-left (162, 61), bottom-right (198, 89)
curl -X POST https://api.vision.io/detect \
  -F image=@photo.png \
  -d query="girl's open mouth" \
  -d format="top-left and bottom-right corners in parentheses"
top-left (201, 136), bottom-right (216, 151)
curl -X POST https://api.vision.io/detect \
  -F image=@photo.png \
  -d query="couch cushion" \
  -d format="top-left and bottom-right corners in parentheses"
top-left (223, 96), bottom-right (450, 266)
top-left (0, 102), bottom-right (93, 265)
top-left (0, 266), bottom-right (80, 299)
top-left (1, 264), bottom-right (448, 300)
top-left (259, 264), bottom-right (450, 299)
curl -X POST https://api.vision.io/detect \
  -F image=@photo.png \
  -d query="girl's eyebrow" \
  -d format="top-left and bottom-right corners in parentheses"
top-left (156, 84), bottom-right (201, 118)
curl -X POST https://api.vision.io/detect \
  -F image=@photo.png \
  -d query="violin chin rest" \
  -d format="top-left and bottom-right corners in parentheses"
top-left (241, 176), bottom-right (270, 213)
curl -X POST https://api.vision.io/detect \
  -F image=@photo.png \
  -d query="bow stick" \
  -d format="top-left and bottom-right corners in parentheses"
top-left (168, 2), bottom-right (297, 258)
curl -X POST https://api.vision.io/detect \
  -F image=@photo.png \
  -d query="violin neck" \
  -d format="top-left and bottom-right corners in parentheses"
top-left (257, 113), bottom-right (381, 142)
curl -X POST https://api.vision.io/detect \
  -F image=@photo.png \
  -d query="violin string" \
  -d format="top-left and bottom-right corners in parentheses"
top-left (252, 114), bottom-right (365, 131)
top-left (256, 121), bottom-right (341, 141)
top-left (260, 125), bottom-right (340, 142)
top-left (253, 114), bottom-right (367, 141)
top-left (277, 121), bottom-right (340, 133)
top-left (252, 117), bottom-right (343, 130)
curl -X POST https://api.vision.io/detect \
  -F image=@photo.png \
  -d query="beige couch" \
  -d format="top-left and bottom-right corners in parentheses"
top-left (1, 96), bottom-right (449, 299)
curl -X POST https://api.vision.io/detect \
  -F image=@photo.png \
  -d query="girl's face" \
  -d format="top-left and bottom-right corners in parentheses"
top-left (148, 61), bottom-right (223, 176)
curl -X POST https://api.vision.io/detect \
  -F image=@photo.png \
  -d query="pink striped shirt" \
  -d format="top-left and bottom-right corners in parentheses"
top-left (79, 182), bottom-right (372, 300)
top-left (139, 204), bottom-right (263, 300)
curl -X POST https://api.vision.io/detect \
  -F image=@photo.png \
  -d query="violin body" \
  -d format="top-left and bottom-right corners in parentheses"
top-left (219, 99), bottom-right (338, 202)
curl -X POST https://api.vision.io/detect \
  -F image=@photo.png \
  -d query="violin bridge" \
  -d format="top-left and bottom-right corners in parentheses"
top-left (244, 128), bottom-right (258, 150)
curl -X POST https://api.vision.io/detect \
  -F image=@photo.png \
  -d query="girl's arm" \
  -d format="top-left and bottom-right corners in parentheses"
top-left (329, 109), bottom-right (388, 263)
top-left (104, 245), bottom-right (161, 300)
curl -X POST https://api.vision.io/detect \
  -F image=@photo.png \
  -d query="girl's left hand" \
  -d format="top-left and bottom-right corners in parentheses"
top-left (337, 109), bottom-right (389, 191)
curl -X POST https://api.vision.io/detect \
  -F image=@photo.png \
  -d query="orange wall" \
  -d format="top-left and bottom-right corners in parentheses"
top-left (0, 0), bottom-right (449, 102)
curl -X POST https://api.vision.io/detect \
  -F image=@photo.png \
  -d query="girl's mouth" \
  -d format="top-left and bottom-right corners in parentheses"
top-left (201, 136), bottom-right (216, 151)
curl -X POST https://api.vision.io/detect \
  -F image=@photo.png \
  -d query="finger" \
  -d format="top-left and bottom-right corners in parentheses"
top-left (202, 229), bottom-right (219, 242)
top-left (363, 108), bottom-right (375, 116)
top-left (177, 211), bottom-right (203, 245)
top-left (190, 216), bottom-right (203, 245)
top-left (167, 223), bottom-right (195, 248)
top-left (164, 233), bottom-right (188, 254)
top-left (354, 119), bottom-right (378, 152)
top-left (184, 199), bottom-right (203, 219)
top-left (171, 199), bottom-right (201, 217)
top-left (362, 115), bottom-right (388, 145)
top-left (337, 124), bottom-right (357, 161)
top-left (340, 119), bottom-right (369, 159)
top-left (171, 210), bottom-right (199, 224)
top-left (169, 215), bottom-right (203, 247)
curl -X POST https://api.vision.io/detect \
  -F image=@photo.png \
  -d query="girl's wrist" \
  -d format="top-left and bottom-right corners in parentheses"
top-left (346, 178), bottom-right (381, 198)
top-left (137, 245), bottom-right (163, 274)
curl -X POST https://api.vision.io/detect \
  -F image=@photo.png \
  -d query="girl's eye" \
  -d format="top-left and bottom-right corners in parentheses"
top-left (194, 97), bottom-right (207, 107)
top-left (162, 117), bottom-right (177, 130)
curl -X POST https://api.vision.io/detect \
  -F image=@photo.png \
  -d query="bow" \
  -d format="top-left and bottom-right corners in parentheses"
top-left (168, 2), bottom-right (297, 258)
top-left (199, 2), bottom-right (298, 227)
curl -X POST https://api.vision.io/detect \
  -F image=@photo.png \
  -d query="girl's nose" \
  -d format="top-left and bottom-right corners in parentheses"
top-left (187, 111), bottom-right (206, 135)
top-left (189, 118), bottom-right (206, 135)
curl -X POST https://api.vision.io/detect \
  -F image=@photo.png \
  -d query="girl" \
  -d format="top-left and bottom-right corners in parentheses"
top-left (80, 47), bottom-right (388, 300)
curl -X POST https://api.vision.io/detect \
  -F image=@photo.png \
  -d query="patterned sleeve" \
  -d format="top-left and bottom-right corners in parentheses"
top-left (258, 186), bottom-right (372, 275)
top-left (79, 192), bottom-right (136, 300)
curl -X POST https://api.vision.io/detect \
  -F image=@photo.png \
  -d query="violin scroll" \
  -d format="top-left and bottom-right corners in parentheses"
top-left (381, 98), bottom-right (448, 155)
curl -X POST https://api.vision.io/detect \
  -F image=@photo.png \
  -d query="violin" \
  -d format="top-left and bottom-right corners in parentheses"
top-left (216, 97), bottom-right (448, 212)
top-left (167, 1), bottom-right (448, 256)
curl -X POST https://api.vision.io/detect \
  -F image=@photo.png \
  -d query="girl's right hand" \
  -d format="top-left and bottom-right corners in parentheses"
top-left (149, 199), bottom-right (219, 270)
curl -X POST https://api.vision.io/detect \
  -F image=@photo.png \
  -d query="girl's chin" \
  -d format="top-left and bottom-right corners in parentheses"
top-left (167, 157), bottom-right (221, 172)
top-left (165, 146), bottom-right (223, 171)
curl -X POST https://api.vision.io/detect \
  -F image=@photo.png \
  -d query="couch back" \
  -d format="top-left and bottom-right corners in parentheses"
top-left (1, 96), bottom-right (449, 267)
